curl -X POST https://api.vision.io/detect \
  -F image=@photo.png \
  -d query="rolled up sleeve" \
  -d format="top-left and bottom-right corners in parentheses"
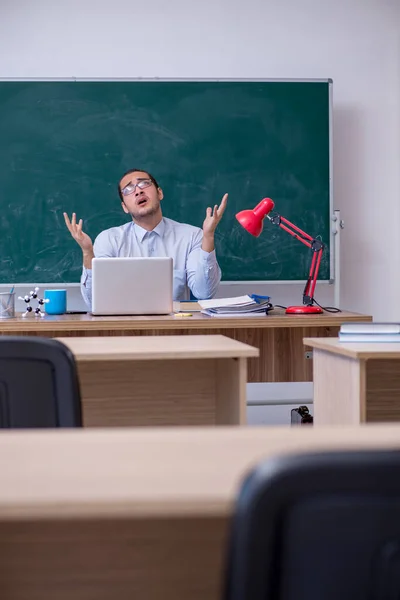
top-left (186, 232), bottom-right (221, 300)
top-left (80, 267), bottom-right (93, 309)
top-left (80, 230), bottom-right (114, 310)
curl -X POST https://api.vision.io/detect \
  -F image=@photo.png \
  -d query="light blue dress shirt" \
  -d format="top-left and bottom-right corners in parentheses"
top-left (80, 217), bottom-right (221, 309)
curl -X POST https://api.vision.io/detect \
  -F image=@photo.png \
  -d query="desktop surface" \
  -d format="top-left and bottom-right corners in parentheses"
top-left (0, 307), bottom-right (372, 332)
top-left (1, 424), bottom-right (400, 519)
top-left (304, 336), bottom-right (400, 359)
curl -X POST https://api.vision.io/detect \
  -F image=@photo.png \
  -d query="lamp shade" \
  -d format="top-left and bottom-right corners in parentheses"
top-left (235, 198), bottom-right (275, 237)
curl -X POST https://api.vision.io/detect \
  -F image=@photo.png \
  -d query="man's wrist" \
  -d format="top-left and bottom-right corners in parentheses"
top-left (82, 249), bottom-right (94, 269)
top-left (202, 233), bottom-right (215, 253)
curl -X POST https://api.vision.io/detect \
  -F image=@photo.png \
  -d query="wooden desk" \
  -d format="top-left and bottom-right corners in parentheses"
top-left (57, 335), bottom-right (258, 427)
top-left (304, 337), bottom-right (400, 425)
top-left (1, 425), bottom-right (400, 599)
top-left (0, 308), bottom-right (371, 383)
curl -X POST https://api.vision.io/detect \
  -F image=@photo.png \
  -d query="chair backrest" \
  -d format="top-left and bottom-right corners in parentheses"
top-left (0, 336), bottom-right (82, 428)
top-left (224, 450), bottom-right (400, 600)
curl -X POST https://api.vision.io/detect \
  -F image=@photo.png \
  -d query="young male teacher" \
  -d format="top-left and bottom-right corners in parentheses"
top-left (64, 169), bottom-right (228, 308)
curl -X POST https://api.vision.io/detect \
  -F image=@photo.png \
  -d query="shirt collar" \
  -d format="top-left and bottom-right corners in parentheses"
top-left (134, 218), bottom-right (166, 242)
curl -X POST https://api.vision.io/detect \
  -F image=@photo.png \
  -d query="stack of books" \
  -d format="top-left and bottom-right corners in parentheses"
top-left (339, 322), bottom-right (400, 342)
top-left (198, 294), bottom-right (272, 317)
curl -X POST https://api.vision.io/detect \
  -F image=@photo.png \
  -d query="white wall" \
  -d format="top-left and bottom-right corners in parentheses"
top-left (0, 0), bottom-right (399, 319)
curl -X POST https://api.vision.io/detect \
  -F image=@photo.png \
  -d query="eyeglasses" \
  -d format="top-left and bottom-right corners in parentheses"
top-left (121, 179), bottom-right (153, 197)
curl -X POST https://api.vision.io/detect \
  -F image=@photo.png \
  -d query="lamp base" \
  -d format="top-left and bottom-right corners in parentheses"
top-left (285, 305), bottom-right (323, 315)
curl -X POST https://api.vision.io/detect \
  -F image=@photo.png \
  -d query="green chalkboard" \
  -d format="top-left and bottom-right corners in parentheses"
top-left (0, 79), bottom-right (331, 283)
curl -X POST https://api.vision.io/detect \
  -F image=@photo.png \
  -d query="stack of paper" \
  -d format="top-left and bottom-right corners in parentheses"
top-left (339, 322), bottom-right (400, 342)
top-left (198, 295), bottom-right (272, 317)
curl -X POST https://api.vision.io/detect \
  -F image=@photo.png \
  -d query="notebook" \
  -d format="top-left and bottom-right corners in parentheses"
top-left (198, 294), bottom-right (272, 317)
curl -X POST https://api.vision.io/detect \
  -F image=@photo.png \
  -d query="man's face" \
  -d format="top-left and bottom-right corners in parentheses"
top-left (120, 171), bottom-right (163, 219)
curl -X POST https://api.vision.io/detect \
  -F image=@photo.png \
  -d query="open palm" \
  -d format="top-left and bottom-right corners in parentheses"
top-left (203, 193), bottom-right (228, 236)
top-left (63, 212), bottom-right (93, 252)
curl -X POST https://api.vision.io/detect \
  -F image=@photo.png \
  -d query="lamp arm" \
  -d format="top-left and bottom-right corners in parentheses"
top-left (268, 213), bottom-right (325, 306)
top-left (302, 244), bottom-right (323, 305)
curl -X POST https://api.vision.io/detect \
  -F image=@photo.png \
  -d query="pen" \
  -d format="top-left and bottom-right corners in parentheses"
top-left (6, 285), bottom-right (15, 310)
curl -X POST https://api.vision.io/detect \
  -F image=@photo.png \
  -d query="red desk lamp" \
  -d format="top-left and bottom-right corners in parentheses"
top-left (236, 198), bottom-right (324, 314)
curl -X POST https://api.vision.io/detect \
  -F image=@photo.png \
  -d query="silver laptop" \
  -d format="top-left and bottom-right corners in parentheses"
top-left (91, 257), bottom-right (173, 316)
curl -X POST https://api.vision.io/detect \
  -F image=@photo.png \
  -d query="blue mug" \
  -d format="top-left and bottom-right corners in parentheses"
top-left (44, 289), bottom-right (67, 315)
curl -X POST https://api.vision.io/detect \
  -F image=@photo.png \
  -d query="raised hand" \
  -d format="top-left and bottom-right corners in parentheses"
top-left (202, 193), bottom-right (228, 238)
top-left (63, 212), bottom-right (93, 254)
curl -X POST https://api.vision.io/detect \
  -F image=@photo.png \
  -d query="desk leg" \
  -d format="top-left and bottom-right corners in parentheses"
top-left (313, 349), bottom-right (366, 425)
top-left (215, 357), bottom-right (247, 425)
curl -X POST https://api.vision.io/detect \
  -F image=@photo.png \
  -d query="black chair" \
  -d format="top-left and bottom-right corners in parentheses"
top-left (224, 449), bottom-right (400, 600)
top-left (0, 336), bottom-right (82, 428)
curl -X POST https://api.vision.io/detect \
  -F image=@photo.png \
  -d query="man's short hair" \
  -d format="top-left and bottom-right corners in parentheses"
top-left (118, 169), bottom-right (160, 201)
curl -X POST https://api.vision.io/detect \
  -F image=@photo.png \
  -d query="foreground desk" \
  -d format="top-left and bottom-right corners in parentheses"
top-left (304, 337), bottom-right (400, 425)
top-left (0, 308), bottom-right (371, 383)
top-left (57, 335), bottom-right (258, 427)
top-left (1, 425), bottom-right (400, 600)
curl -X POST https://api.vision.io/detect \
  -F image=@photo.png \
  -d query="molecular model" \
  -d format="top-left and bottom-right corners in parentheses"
top-left (18, 287), bottom-right (50, 318)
